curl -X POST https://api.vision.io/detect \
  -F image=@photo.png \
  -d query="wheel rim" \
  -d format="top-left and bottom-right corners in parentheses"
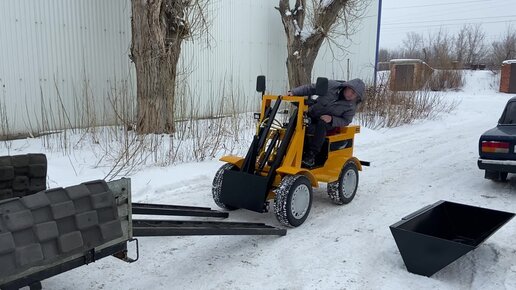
top-left (341, 168), bottom-right (357, 199)
top-left (290, 184), bottom-right (310, 219)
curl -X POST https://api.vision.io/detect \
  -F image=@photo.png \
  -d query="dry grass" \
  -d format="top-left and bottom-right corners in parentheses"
top-left (0, 73), bottom-right (257, 180)
top-left (96, 76), bottom-right (257, 180)
top-left (0, 92), bottom-right (13, 153)
top-left (426, 69), bottom-right (465, 91)
top-left (0, 70), bottom-right (460, 178)
top-left (356, 75), bottom-right (459, 129)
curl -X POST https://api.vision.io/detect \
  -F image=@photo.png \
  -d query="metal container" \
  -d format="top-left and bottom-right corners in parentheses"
top-left (390, 200), bottom-right (514, 277)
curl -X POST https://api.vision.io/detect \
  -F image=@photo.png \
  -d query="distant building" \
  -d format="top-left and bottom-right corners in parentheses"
top-left (500, 60), bottom-right (516, 93)
top-left (389, 59), bottom-right (433, 91)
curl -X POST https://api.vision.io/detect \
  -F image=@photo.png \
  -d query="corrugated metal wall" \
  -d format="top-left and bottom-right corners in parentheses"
top-left (0, 0), bottom-right (379, 134)
top-left (0, 0), bottom-right (133, 134)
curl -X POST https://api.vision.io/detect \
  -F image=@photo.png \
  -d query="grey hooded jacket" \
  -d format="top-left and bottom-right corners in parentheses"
top-left (290, 78), bottom-right (365, 127)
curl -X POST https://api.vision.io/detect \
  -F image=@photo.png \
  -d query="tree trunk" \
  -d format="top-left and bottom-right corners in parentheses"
top-left (278, 0), bottom-right (350, 88)
top-left (285, 39), bottom-right (323, 87)
top-left (131, 0), bottom-right (188, 134)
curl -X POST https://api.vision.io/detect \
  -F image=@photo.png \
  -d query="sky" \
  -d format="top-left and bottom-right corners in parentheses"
top-left (379, 0), bottom-right (516, 49)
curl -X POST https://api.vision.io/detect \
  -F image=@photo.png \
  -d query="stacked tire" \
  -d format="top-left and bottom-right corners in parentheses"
top-left (0, 154), bottom-right (47, 201)
top-left (0, 180), bottom-right (123, 280)
top-left (0, 154), bottom-right (123, 282)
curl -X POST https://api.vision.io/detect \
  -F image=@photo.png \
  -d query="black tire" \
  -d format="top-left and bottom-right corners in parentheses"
top-left (327, 161), bottom-right (359, 205)
top-left (0, 180), bottom-right (122, 278)
top-left (0, 154), bottom-right (47, 201)
top-left (212, 163), bottom-right (238, 210)
top-left (485, 170), bottom-right (508, 182)
top-left (484, 170), bottom-right (498, 180)
top-left (29, 282), bottom-right (43, 290)
top-left (274, 175), bottom-right (313, 227)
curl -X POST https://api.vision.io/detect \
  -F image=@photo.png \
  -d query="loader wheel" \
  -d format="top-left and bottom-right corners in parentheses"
top-left (327, 161), bottom-right (358, 205)
top-left (212, 163), bottom-right (238, 210)
top-left (274, 175), bottom-right (313, 227)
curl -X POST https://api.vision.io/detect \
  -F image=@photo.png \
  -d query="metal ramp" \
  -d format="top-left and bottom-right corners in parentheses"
top-left (133, 220), bottom-right (287, 236)
top-left (131, 202), bottom-right (287, 236)
top-left (132, 202), bottom-right (229, 218)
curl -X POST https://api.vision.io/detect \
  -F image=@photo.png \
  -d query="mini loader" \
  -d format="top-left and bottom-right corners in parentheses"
top-left (212, 76), bottom-right (369, 227)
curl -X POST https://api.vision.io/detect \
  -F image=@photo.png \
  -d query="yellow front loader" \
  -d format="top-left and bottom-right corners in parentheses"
top-left (212, 76), bottom-right (369, 227)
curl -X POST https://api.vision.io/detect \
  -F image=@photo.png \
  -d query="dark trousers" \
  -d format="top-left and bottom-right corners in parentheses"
top-left (306, 117), bottom-right (335, 154)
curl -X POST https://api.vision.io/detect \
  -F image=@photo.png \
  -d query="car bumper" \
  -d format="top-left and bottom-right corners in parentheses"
top-left (478, 158), bottom-right (516, 173)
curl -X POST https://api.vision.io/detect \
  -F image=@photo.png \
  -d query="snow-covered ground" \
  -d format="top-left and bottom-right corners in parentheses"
top-left (3, 71), bottom-right (516, 289)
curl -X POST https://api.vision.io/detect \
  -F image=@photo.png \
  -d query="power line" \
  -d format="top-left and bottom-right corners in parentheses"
top-left (382, 0), bottom-right (515, 22)
top-left (381, 19), bottom-right (516, 31)
top-left (383, 14), bottom-right (516, 26)
top-left (384, 0), bottom-right (492, 10)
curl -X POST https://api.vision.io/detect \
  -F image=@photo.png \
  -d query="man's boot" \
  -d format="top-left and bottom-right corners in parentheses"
top-left (302, 150), bottom-right (316, 167)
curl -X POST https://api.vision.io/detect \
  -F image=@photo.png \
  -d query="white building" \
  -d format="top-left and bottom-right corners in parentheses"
top-left (0, 0), bottom-right (381, 134)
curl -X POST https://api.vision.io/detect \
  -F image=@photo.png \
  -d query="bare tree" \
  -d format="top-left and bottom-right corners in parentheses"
top-left (464, 24), bottom-right (486, 64)
top-left (402, 32), bottom-right (424, 59)
top-left (378, 48), bottom-right (390, 62)
top-left (378, 47), bottom-right (402, 62)
top-left (454, 25), bottom-right (468, 63)
top-left (276, 0), bottom-right (370, 87)
top-left (425, 28), bottom-right (453, 68)
top-left (491, 25), bottom-right (516, 66)
top-left (382, 24), bottom-right (491, 68)
top-left (130, 0), bottom-right (209, 134)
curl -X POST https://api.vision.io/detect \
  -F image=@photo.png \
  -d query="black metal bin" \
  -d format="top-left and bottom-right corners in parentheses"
top-left (390, 200), bottom-right (514, 277)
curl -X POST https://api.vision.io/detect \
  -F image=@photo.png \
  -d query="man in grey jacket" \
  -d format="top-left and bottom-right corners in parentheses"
top-left (288, 78), bottom-right (365, 167)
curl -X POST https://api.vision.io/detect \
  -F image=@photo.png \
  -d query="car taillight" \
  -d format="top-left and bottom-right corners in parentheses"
top-left (481, 141), bottom-right (510, 153)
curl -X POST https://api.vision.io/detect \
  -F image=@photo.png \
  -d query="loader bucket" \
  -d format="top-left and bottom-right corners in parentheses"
top-left (390, 200), bottom-right (514, 277)
top-left (220, 170), bottom-right (269, 213)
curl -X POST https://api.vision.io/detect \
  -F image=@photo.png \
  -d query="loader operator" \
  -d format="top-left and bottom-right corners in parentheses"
top-left (287, 78), bottom-right (365, 167)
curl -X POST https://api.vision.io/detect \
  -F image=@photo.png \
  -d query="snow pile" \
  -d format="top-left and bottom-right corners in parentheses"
top-left (293, 20), bottom-right (314, 42)
top-left (502, 60), bottom-right (516, 65)
top-left (299, 27), bottom-right (314, 42)
top-left (462, 70), bottom-right (498, 93)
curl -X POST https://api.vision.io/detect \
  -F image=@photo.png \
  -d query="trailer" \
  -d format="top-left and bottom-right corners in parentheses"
top-left (0, 154), bottom-right (285, 290)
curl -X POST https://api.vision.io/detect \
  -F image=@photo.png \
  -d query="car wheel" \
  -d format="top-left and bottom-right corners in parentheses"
top-left (485, 170), bottom-right (508, 182)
